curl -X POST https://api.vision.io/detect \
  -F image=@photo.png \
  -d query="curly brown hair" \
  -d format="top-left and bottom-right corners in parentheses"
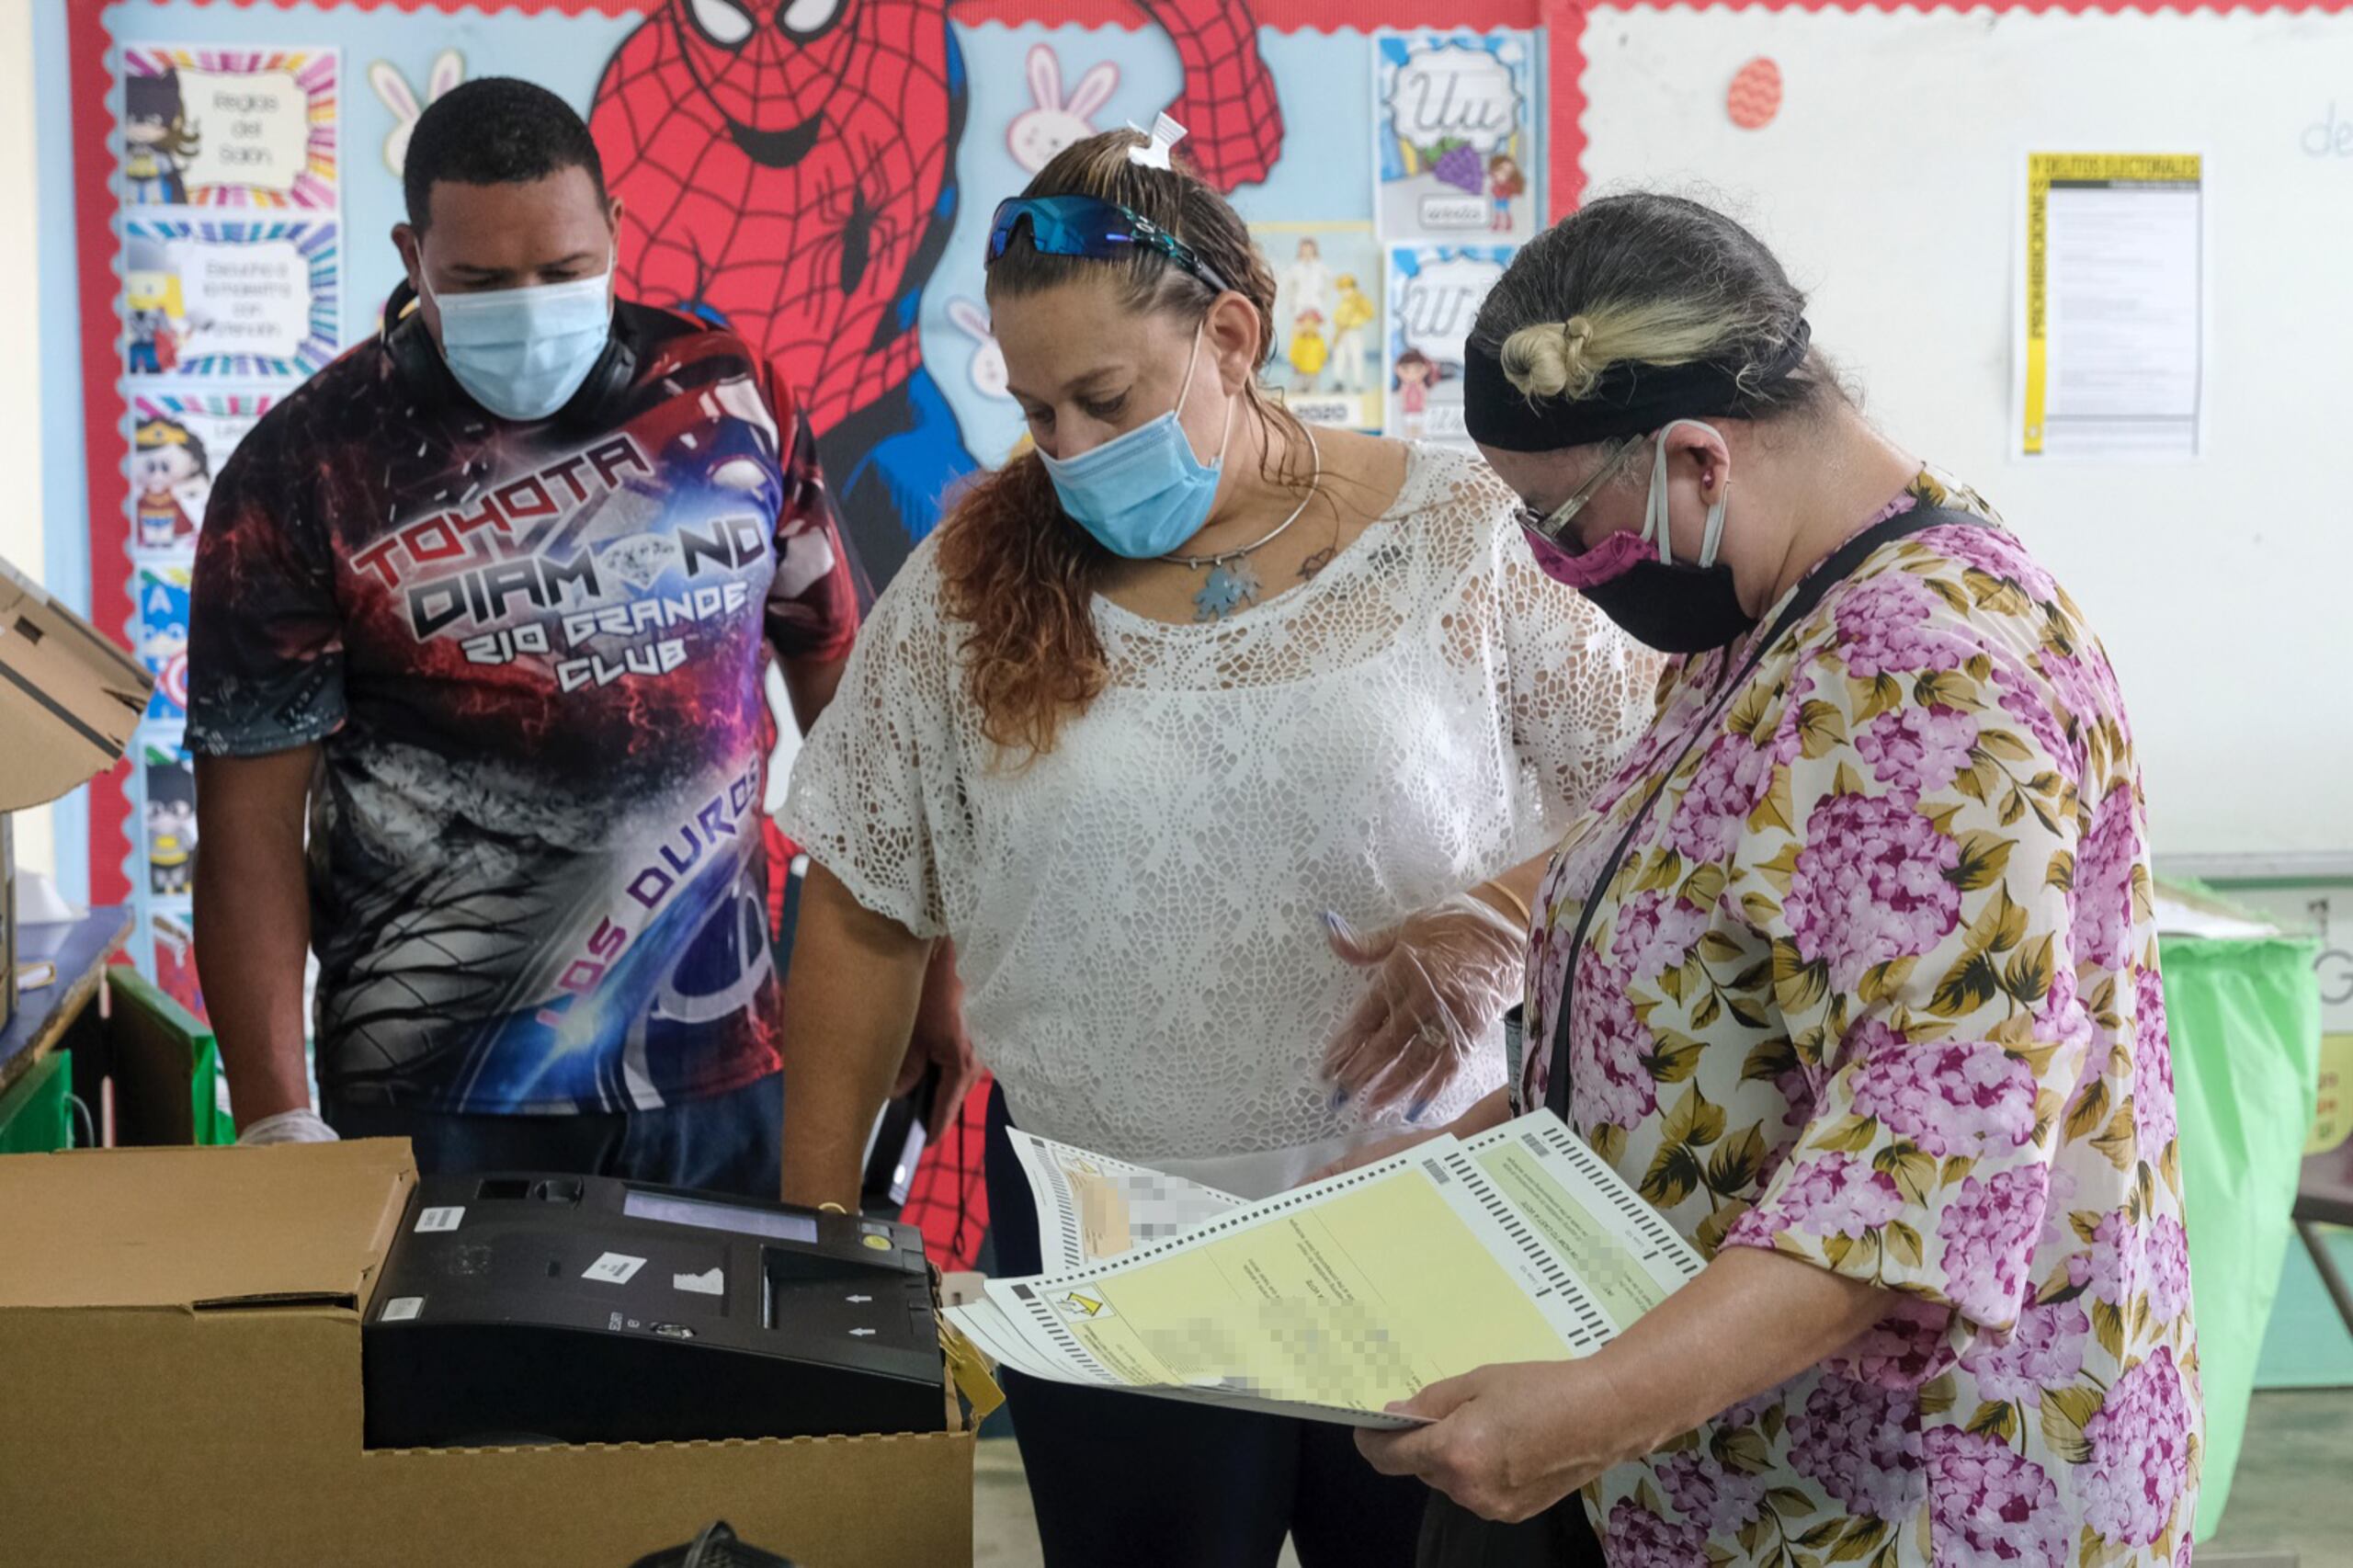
top-left (936, 129), bottom-right (1309, 759)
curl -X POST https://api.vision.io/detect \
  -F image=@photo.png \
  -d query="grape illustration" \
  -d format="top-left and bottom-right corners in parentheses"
top-left (1432, 142), bottom-right (1483, 193)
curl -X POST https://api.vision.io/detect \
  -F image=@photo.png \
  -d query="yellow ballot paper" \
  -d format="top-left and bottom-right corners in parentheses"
top-left (948, 1113), bottom-right (1704, 1428)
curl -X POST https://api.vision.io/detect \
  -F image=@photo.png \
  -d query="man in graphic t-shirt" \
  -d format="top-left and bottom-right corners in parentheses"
top-left (187, 79), bottom-right (961, 1197)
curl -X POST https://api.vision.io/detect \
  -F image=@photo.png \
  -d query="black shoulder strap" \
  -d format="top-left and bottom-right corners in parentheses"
top-left (1541, 505), bottom-right (1987, 1120)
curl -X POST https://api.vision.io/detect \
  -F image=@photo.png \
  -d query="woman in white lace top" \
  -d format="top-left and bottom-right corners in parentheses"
top-left (777, 129), bottom-right (1652, 1567)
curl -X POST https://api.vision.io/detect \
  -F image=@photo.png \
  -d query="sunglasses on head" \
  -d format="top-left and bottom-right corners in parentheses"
top-left (986, 195), bottom-right (1232, 295)
top-left (1516, 436), bottom-right (1645, 550)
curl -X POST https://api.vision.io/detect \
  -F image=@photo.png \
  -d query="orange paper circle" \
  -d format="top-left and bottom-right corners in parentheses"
top-left (1728, 57), bottom-right (1783, 131)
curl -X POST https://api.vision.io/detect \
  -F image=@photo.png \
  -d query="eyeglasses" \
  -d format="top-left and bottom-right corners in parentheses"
top-left (1515, 437), bottom-right (1644, 551)
top-left (986, 195), bottom-right (1232, 295)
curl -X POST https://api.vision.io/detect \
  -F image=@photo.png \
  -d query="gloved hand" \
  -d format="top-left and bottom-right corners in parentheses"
top-left (236, 1108), bottom-right (339, 1146)
top-left (1320, 892), bottom-right (1527, 1119)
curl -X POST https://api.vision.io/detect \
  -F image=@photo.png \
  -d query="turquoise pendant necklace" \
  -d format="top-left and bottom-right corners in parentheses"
top-left (1165, 427), bottom-right (1323, 623)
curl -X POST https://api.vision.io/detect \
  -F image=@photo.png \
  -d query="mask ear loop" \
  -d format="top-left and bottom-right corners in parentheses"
top-left (1174, 319), bottom-right (1236, 472)
top-left (1644, 419), bottom-right (1732, 568)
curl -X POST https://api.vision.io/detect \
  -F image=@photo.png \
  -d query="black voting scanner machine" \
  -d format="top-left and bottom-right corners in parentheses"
top-left (362, 1171), bottom-right (949, 1449)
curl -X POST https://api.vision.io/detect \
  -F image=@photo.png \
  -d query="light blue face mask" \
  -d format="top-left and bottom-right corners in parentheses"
top-left (426, 252), bottom-right (615, 422)
top-left (1039, 325), bottom-right (1234, 559)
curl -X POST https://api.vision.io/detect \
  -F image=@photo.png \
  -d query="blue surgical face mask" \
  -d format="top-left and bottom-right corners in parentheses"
top-left (1039, 325), bottom-right (1234, 559)
top-left (426, 252), bottom-right (615, 422)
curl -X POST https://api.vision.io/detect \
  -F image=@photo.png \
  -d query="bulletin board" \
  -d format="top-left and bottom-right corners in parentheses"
top-left (1572, 3), bottom-right (2353, 872)
top-left (68, 0), bottom-right (1579, 1264)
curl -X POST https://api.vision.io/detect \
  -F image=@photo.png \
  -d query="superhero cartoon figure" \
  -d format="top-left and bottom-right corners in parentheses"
top-left (146, 758), bottom-right (198, 898)
top-left (590, 0), bottom-right (1282, 587)
top-left (134, 415), bottom-right (210, 549)
top-left (125, 67), bottom-right (199, 206)
top-left (126, 238), bottom-right (187, 377)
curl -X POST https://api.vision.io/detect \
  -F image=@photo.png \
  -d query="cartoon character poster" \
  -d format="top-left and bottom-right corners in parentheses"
top-left (130, 393), bottom-right (274, 553)
top-left (143, 739), bottom-right (199, 899)
top-left (1386, 244), bottom-right (1513, 446)
top-left (1255, 221), bottom-right (1383, 432)
top-left (585, 0), bottom-right (1283, 589)
top-left (121, 218), bottom-right (340, 381)
top-left (134, 564), bottom-right (192, 723)
top-left (119, 47), bottom-right (339, 210)
top-left (1374, 32), bottom-right (1538, 244)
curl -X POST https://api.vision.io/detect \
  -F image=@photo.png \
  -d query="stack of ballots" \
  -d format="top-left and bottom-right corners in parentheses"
top-left (948, 1115), bottom-right (1706, 1427)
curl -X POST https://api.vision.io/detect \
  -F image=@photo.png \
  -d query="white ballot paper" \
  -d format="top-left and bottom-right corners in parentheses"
top-left (2016, 152), bottom-right (2206, 460)
top-left (947, 1113), bottom-right (1705, 1429)
top-left (1007, 1128), bottom-right (1247, 1272)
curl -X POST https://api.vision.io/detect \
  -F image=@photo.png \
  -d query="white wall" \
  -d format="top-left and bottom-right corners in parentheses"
top-left (1583, 6), bottom-right (2352, 867)
top-left (0, 0), bottom-right (56, 882)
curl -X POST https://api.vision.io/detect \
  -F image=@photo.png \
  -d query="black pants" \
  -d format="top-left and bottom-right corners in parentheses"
top-left (983, 1085), bottom-right (1428, 1568)
top-left (1416, 1494), bottom-right (1607, 1568)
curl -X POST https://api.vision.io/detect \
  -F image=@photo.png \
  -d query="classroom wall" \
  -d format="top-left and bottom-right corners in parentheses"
top-left (1, 0), bottom-right (57, 885)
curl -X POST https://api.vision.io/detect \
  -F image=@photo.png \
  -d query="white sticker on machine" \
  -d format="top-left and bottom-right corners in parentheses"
top-left (672, 1267), bottom-right (725, 1296)
top-left (415, 1206), bottom-right (464, 1233)
top-left (381, 1296), bottom-right (424, 1322)
top-left (583, 1252), bottom-right (648, 1285)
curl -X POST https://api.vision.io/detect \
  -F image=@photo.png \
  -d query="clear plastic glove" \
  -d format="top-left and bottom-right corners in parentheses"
top-left (1320, 892), bottom-right (1527, 1120)
top-left (236, 1108), bottom-right (339, 1146)
top-left (1303, 1126), bottom-right (1450, 1187)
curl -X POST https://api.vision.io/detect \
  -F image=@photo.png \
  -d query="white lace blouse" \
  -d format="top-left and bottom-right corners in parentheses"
top-left (781, 444), bottom-right (1654, 1197)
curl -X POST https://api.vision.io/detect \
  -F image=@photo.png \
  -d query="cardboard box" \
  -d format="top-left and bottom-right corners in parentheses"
top-left (1, 811), bottom-right (14, 1034)
top-left (0, 556), bottom-right (154, 1035)
top-left (0, 1140), bottom-right (977, 1565)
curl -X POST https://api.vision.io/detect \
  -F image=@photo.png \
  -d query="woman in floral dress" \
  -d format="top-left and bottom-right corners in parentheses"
top-left (1348, 195), bottom-right (2200, 1568)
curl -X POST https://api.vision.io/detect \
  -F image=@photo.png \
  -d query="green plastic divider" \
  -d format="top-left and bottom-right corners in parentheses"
top-left (2163, 933), bottom-right (2324, 1542)
top-left (0, 1049), bottom-right (73, 1154)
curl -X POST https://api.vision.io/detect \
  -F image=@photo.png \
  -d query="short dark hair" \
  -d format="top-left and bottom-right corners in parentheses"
top-left (403, 77), bottom-right (608, 232)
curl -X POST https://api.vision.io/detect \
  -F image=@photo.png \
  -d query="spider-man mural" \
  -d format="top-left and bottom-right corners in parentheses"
top-left (589, 0), bottom-right (1282, 587)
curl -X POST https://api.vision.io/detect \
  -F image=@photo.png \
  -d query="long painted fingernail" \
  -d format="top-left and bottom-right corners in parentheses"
top-left (1408, 1097), bottom-right (1432, 1123)
top-left (1322, 910), bottom-right (1347, 937)
top-left (1330, 1085), bottom-right (1350, 1111)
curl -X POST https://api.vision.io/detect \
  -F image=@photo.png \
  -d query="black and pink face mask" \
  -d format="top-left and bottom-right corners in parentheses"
top-left (1517, 418), bottom-right (1756, 655)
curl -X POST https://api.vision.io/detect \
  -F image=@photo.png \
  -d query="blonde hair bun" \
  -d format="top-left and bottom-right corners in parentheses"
top-left (1500, 315), bottom-right (1601, 400)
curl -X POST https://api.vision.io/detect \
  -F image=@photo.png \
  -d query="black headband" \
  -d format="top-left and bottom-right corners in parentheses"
top-left (1462, 318), bottom-right (1813, 452)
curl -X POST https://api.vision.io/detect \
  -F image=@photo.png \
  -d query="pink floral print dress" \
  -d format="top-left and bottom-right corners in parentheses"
top-left (1522, 472), bottom-right (2200, 1568)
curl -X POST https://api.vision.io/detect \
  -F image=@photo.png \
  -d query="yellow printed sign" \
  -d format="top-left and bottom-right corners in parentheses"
top-left (2310, 1032), bottom-right (2353, 1156)
top-left (2020, 153), bottom-right (2204, 458)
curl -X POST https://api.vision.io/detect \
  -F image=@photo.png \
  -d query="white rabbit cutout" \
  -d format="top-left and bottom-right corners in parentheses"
top-left (371, 50), bottom-right (466, 178)
top-left (945, 298), bottom-right (1009, 402)
top-left (1006, 44), bottom-right (1118, 175)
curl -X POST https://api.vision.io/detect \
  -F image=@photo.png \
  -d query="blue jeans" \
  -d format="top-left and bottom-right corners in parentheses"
top-left (324, 1071), bottom-right (786, 1199)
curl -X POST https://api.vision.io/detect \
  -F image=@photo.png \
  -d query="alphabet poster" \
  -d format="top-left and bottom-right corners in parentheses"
top-left (1386, 244), bottom-right (1513, 446)
top-left (1375, 32), bottom-right (1539, 244)
top-left (120, 46), bottom-right (339, 210)
top-left (121, 218), bottom-right (341, 381)
top-left (1254, 221), bottom-right (1384, 432)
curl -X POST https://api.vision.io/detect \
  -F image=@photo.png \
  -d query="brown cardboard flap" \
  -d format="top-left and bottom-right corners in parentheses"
top-left (0, 556), bottom-right (152, 812)
top-left (0, 1139), bottom-right (415, 1310)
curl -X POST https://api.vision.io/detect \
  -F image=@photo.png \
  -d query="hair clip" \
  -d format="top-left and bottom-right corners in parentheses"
top-left (1126, 113), bottom-right (1188, 170)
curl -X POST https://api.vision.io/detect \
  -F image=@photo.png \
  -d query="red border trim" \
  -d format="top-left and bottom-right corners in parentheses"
top-left (86, 0), bottom-right (1554, 28)
top-left (71, 0), bottom-right (132, 906)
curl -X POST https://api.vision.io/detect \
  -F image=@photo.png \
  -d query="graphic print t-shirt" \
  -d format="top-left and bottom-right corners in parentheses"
top-left (188, 302), bottom-right (858, 1113)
